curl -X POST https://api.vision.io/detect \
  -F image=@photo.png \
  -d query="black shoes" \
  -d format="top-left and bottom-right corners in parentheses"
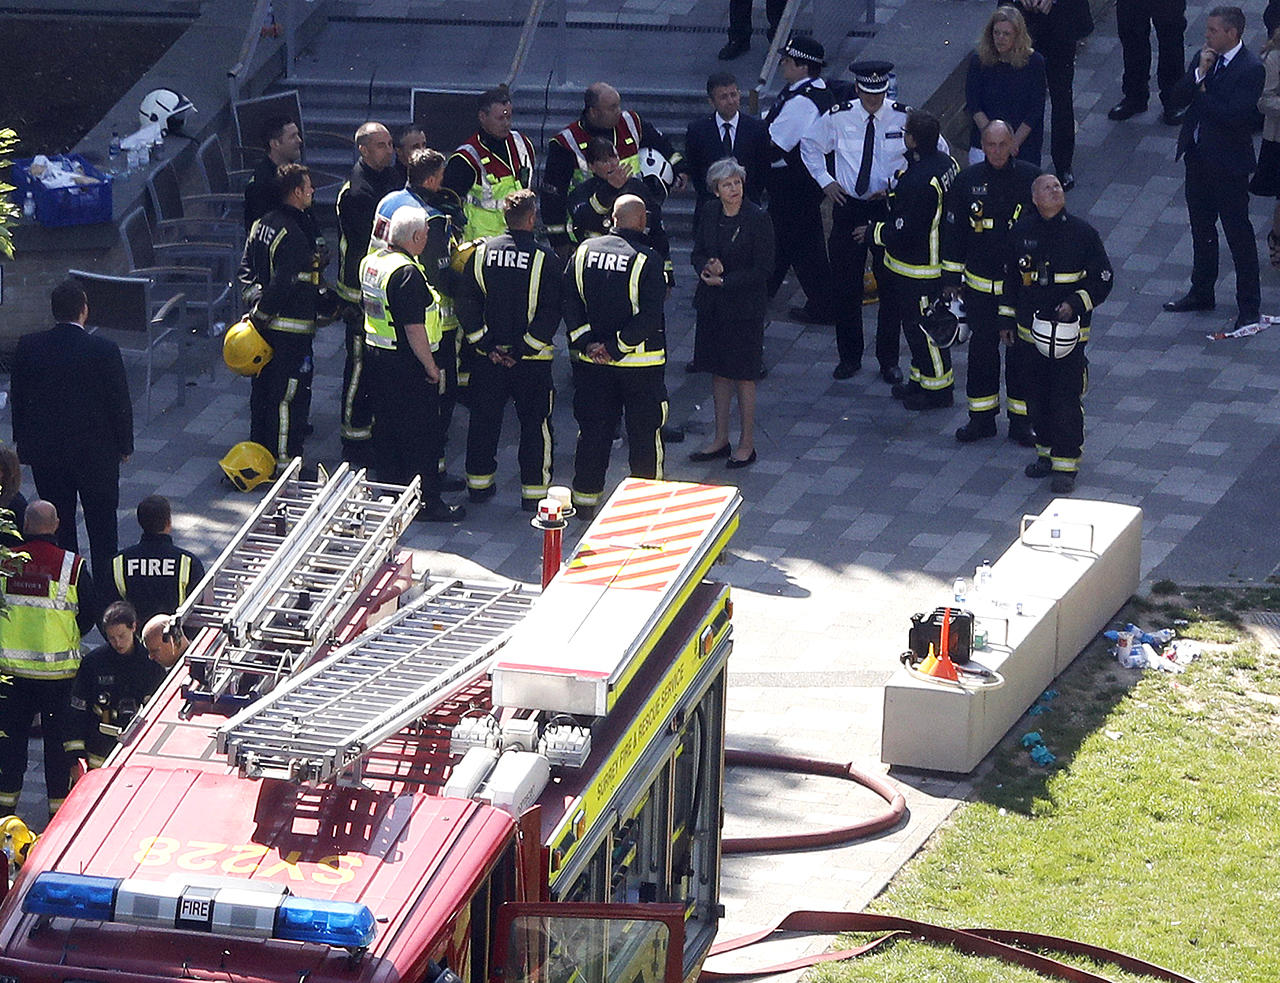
top-left (689, 443), bottom-right (731, 462)
top-left (1051, 472), bottom-right (1077, 494)
top-left (789, 305), bottom-right (836, 325)
top-left (468, 485), bottom-right (496, 504)
top-left (832, 361), bottom-right (860, 380)
top-left (718, 38), bottom-right (750, 60)
top-left (1161, 105), bottom-right (1187, 126)
top-left (417, 499), bottom-right (466, 522)
top-left (726, 449), bottom-right (757, 469)
top-left (1233, 313), bottom-right (1260, 330)
top-left (903, 388), bottom-right (953, 411)
top-left (1057, 170), bottom-right (1075, 191)
top-left (1008, 420), bottom-right (1037, 447)
top-left (521, 498), bottom-right (539, 513)
top-left (1025, 456), bottom-right (1053, 479)
top-left (891, 381), bottom-right (909, 401)
top-left (880, 365), bottom-right (903, 385)
top-left (1107, 98), bottom-right (1147, 121)
top-left (955, 418), bottom-right (997, 443)
top-left (662, 424), bottom-right (686, 444)
top-left (438, 473), bottom-right (466, 492)
top-left (1163, 293), bottom-right (1215, 312)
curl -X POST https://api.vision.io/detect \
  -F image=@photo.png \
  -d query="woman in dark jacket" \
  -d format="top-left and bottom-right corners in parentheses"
top-left (966, 6), bottom-right (1047, 166)
top-left (688, 157), bottom-right (774, 469)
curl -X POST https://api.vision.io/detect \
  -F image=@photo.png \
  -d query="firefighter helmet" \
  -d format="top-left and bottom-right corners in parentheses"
top-left (948, 296), bottom-right (970, 345)
top-left (223, 317), bottom-right (273, 376)
top-left (219, 442), bottom-right (276, 492)
top-left (139, 88), bottom-right (196, 134)
top-left (1030, 309), bottom-right (1081, 359)
top-left (450, 238), bottom-right (484, 273)
top-left (638, 148), bottom-right (675, 202)
top-left (919, 297), bottom-right (963, 349)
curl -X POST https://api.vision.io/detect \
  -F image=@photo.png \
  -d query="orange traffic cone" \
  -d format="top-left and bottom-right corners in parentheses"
top-left (919, 642), bottom-right (938, 675)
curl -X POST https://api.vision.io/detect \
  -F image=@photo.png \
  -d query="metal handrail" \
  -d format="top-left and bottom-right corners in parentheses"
top-left (228, 0), bottom-right (277, 104)
top-left (506, 0), bottom-right (551, 90)
top-left (751, 0), bottom-right (804, 114)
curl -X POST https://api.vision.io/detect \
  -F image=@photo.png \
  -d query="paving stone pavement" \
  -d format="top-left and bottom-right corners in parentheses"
top-left (5, 0), bottom-right (1280, 978)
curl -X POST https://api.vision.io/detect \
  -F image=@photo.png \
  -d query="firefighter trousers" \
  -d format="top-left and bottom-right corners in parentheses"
top-left (0, 676), bottom-right (76, 814)
top-left (438, 327), bottom-right (460, 475)
top-left (962, 287), bottom-right (1027, 422)
top-left (340, 311), bottom-right (374, 466)
top-left (1021, 339), bottom-right (1087, 472)
top-left (886, 272), bottom-right (952, 398)
top-left (829, 198), bottom-right (896, 369)
top-left (367, 349), bottom-right (442, 499)
top-left (250, 330), bottom-right (314, 466)
top-left (465, 357), bottom-right (554, 504)
top-left (571, 362), bottom-right (667, 508)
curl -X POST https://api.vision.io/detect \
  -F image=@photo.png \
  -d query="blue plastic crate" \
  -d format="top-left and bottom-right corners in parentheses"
top-left (12, 154), bottom-right (113, 227)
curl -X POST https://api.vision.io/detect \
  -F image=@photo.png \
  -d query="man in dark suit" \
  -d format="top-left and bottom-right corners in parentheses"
top-left (681, 72), bottom-right (771, 229)
top-left (10, 279), bottom-right (133, 582)
top-left (1163, 5), bottom-right (1264, 329)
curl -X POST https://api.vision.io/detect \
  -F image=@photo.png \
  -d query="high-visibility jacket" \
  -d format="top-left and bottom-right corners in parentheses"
top-left (238, 205), bottom-right (327, 335)
top-left (0, 538), bottom-right (87, 680)
top-left (872, 148), bottom-right (960, 280)
top-left (109, 532), bottom-right (205, 627)
top-left (458, 230), bottom-right (561, 360)
top-left (361, 248), bottom-right (442, 352)
top-left (453, 130), bottom-right (535, 239)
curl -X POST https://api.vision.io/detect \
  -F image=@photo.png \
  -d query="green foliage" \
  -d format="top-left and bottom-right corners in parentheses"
top-left (0, 127), bottom-right (19, 260)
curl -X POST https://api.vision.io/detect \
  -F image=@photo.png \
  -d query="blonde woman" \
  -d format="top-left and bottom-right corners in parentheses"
top-left (966, 6), bottom-right (1047, 166)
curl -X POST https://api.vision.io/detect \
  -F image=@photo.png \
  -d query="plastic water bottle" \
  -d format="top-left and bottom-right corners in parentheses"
top-left (109, 129), bottom-right (121, 170)
top-left (1049, 511), bottom-right (1062, 549)
top-left (975, 559), bottom-right (992, 592)
top-left (953, 577), bottom-right (968, 604)
top-left (22, 192), bottom-right (34, 220)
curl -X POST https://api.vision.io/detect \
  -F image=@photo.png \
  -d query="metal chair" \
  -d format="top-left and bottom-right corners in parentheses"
top-left (197, 133), bottom-right (253, 197)
top-left (146, 161), bottom-right (244, 251)
top-left (68, 269), bottom-right (185, 420)
top-left (120, 207), bottom-right (238, 336)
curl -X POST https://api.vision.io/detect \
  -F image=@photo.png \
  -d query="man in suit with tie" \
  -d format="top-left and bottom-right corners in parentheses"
top-left (681, 72), bottom-right (771, 229)
top-left (1164, 5), bottom-right (1264, 329)
top-left (10, 279), bottom-right (133, 583)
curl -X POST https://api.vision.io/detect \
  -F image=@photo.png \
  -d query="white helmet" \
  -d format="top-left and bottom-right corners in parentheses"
top-left (919, 297), bottom-right (962, 349)
top-left (1030, 310), bottom-right (1081, 359)
top-left (637, 147), bottom-right (675, 198)
top-left (948, 297), bottom-right (970, 345)
top-left (139, 88), bottom-right (196, 134)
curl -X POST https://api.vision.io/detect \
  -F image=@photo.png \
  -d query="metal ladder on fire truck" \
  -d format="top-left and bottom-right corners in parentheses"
top-left (173, 459), bottom-right (423, 707)
top-left (214, 578), bottom-right (535, 784)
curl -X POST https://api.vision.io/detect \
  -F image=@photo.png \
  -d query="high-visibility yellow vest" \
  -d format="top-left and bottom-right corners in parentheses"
top-left (360, 248), bottom-right (442, 352)
top-left (0, 545), bottom-right (83, 680)
top-left (455, 132), bottom-right (533, 239)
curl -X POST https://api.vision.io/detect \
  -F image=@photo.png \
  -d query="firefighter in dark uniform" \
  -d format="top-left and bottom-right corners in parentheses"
top-left (243, 115), bottom-right (303, 238)
top-left (335, 122), bottom-right (400, 467)
top-left (563, 195), bottom-right (668, 519)
top-left (68, 601), bottom-right (166, 770)
top-left (765, 36), bottom-right (836, 324)
top-left (444, 85), bottom-right (537, 240)
top-left (1002, 173), bottom-right (1113, 494)
top-left (360, 204), bottom-right (466, 523)
top-left (801, 60), bottom-right (909, 381)
top-left (108, 495), bottom-right (206, 627)
top-left (542, 82), bottom-right (684, 255)
top-left (869, 110), bottom-right (960, 410)
top-left (568, 137), bottom-right (673, 285)
top-left (0, 500), bottom-right (96, 818)
top-left (238, 164), bottom-right (339, 468)
top-left (942, 119), bottom-right (1040, 444)
top-left (456, 190), bottom-right (561, 512)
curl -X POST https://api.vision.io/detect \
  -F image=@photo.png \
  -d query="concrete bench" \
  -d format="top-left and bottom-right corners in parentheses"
top-left (881, 499), bottom-right (1142, 774)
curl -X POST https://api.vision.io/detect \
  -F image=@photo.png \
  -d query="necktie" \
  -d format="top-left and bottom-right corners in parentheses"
top-left (855, 114), bottom-right (875, 197)
top-left (722, 121), bottom-right (733, 156)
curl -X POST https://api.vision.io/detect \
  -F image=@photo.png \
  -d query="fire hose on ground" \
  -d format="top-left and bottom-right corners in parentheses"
top-left (705, 749), bottom-right (1202, 983)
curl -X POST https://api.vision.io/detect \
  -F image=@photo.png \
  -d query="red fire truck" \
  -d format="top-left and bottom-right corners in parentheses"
top-left (0, 467), bottom-right (741, 983)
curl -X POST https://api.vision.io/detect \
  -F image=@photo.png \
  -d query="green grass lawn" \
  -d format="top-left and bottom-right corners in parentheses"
top-left (813, 595), bottom-right (1280, 983)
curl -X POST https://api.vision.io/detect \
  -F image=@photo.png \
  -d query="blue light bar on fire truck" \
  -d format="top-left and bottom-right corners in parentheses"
top-left (23, 872), bottom-right (376, 950)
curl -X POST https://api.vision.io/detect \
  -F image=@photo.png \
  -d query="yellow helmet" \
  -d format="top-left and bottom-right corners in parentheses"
top-left (223, 317), bottom-right (273, 376)
top-left (219, 442), bottom-right (276, 492)
top-left (450, 238), bottom-right (484, 273)
top-left (0, 815), bottom-right (36, 870)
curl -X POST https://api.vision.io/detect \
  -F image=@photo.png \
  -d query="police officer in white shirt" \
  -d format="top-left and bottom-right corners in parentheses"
top-left (801, 61), bottom-right (908, 381)
top-left (765, 36), bottom-right (836, 325)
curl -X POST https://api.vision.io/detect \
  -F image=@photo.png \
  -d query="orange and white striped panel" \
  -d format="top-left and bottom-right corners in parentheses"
top-left (561, 479), bottom-right (738, 591)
